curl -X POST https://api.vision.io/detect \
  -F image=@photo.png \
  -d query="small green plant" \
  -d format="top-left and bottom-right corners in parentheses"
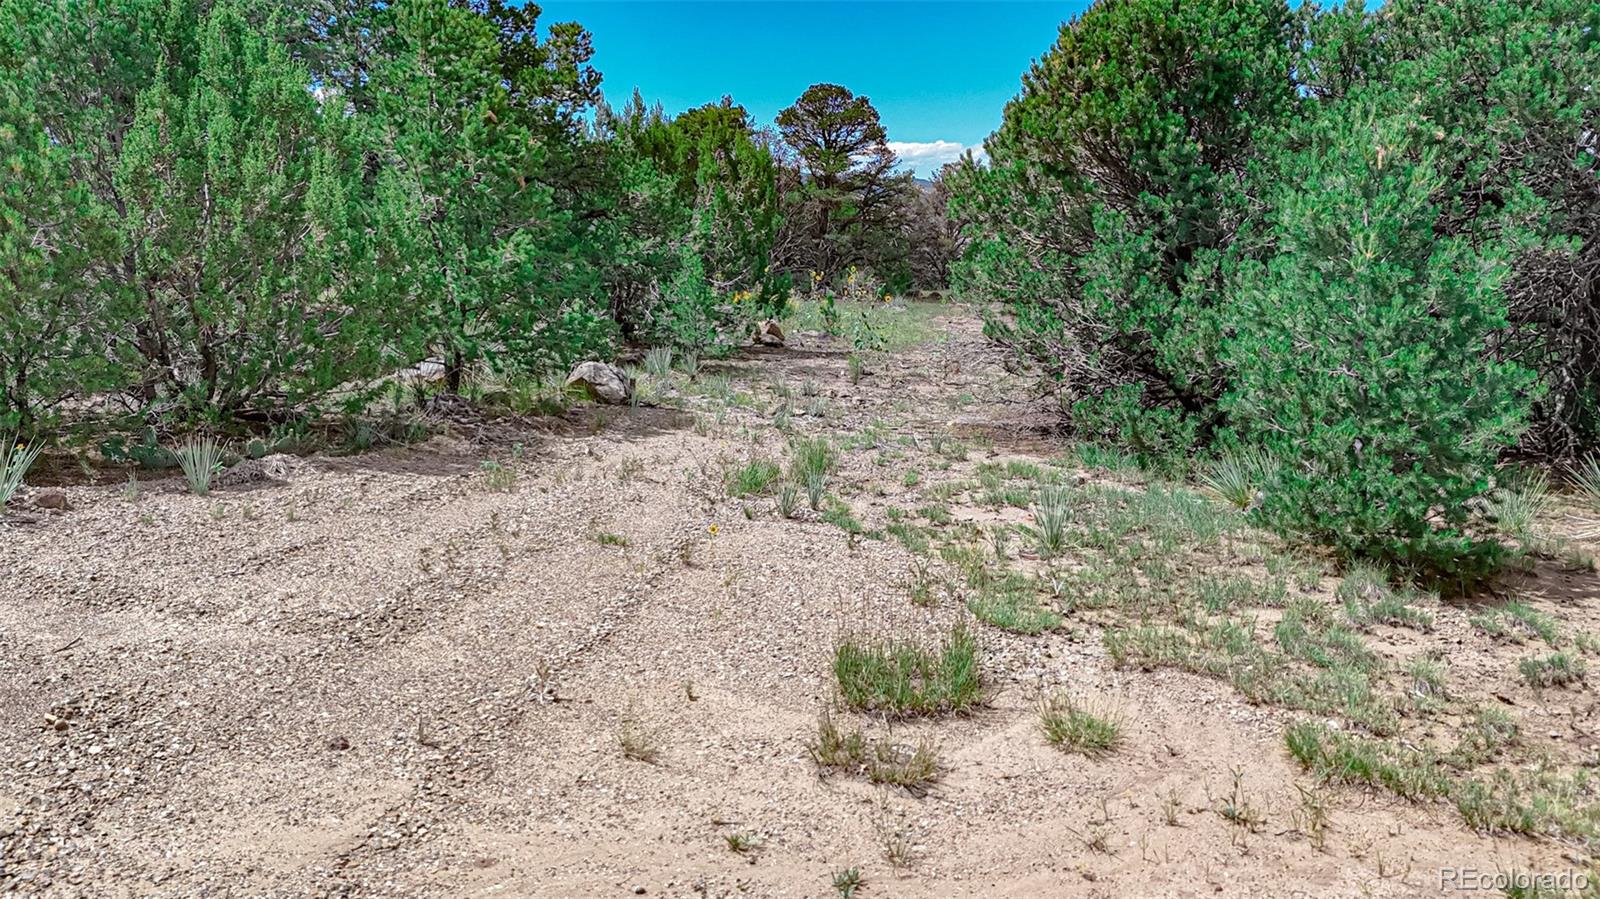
top-left (1487, 467), bottom-right (1549, 539)
top-left (777, 480), bottom-right (800, 518)
top-left (833, 625), bottom-right (983, 717)
top-left (1214, 767), bottom-right (1265, 831)
top-left (594, 531), bottom-right (629, 547)
top-left (726, 458), bottom-right (782, 497)
top-left (723, 831), bottom-right (762, 855)
top-left (831, 867), bottom-right (864, 898)
top-left (0, 433), bottom-right (44, 510)
top-left (480, 460), bottom-right (516, 491)
top-left (1518, 653), bottom-right (1586, 687)
top-left (1038, 693), bottom-right (1122, 758)
top-left (847, 353), bottom-right (865, 384)
top-left (809, 713), bottom-right (940, 793)
top-left (173, 436), bottom-right (224, 496)
top-left (122, 472), bottom-right (141, 503)
top-left (805, 470), bottom-right (828, 510)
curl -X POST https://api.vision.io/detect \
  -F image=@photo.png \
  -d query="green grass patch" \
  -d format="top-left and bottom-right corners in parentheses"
top-left (833, 626), bottom-right (983, 717)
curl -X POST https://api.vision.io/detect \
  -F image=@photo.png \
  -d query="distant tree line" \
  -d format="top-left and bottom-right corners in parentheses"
top-left (0, 0), bottom-right (951, 431)
top-left (947, 0), bottom-right (1598, 583)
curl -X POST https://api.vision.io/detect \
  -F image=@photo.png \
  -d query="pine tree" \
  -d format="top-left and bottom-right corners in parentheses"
top-left (1223, 103), bottom-right (1536, 584)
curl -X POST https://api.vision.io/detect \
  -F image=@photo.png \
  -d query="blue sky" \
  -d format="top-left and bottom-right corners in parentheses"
top-left (535, 1), bottom-right (1093, 175)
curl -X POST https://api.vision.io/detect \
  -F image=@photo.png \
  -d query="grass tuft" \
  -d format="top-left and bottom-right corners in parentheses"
top-left (810, 713), bottom-right (940, 792)
top-left (1518, 652), bottom-right (1586, 688)
top-left (726, 458), bottom-right (782, 497)
top-left (833, 626), bottom-right (982, 718)
top-left (1038, 693), bottom-right (1123, 758)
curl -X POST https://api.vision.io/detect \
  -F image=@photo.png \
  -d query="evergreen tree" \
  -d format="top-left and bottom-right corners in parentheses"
top-left (370, 0), bottom-right (611, 391)
top-left (775, 83), bottom-right (912, 286)
top-left (114, 0), bottom-right (386, 415)
top-left (1223, 102), bottom-right (1536, 584)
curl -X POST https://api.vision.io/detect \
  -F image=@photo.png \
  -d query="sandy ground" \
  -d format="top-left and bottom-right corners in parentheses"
top-left (1, 306), bottom-right (1595, 898)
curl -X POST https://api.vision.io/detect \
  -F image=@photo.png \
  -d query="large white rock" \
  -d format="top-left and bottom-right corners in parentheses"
top-left (565, 361), bottom-right (633, 404)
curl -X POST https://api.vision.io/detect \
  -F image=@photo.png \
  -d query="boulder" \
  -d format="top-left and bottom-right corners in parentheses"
top-left (565, 361), bottom-right (633, 404)
top-left (754, 320), bottom-right (785, 346)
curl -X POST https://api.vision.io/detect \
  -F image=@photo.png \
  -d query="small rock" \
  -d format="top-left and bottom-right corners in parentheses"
top-left (328, 736), bottom-right (350, 751)
top-left (565, 361), bottom-right (633, 405)
top-left (632, 887), bottom-right (646, 895)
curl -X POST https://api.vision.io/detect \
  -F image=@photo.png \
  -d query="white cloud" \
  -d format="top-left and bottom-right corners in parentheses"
top-left (887, 140), bottom-right (986, 176)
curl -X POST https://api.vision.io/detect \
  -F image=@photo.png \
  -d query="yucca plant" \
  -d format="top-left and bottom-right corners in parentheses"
top-left (0, 433), bottom-right (45, 511)
top-left (643, 346), bottom-right (674, 379)
top-left (1569, 455), bottom-right (1600, 510)
top-left (1200, 447), bottom-right (1273, 510)
top-left (173, 436), bottom-right (224, 496)
top-left (1486, 466), bottom-right (1549, 539)
top-left (777, 480), bottom-right (800, 519)
top-left (1024, 486), bottom-right (1073, 557)
top-left (805, 470), bottom-right (828, 511)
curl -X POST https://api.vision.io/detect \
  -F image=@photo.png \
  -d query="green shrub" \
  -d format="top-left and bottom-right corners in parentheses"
top-left (946, 0), bottom-right (1299, 454)
top-left (1222, 103), bottom-right (1534, 585)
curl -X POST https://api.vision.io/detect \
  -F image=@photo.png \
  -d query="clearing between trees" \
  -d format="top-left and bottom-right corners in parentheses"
top-left (3, 301), bottom-right (1596, 898)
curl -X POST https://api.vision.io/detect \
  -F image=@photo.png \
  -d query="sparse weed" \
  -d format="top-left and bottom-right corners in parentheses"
top-left (618, 707), bottom-right (661, 763)
top-left (1471, 601), bottom-right (1560, 645)
top-left (723, 831), bottom-right (762, 855)
top-left (810, 713), bottom-right (940, 793)
top-left (1214, 767), bottom-right (1266, 831)
top-left (480, 460), bottom-right (516, 491)
top-left (967, 575), bottom-right (1062, 634)
top-left (1518, 652), bottom-right (1586, 688)
top-left (1339, 564), bottom-right (1435, 631)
